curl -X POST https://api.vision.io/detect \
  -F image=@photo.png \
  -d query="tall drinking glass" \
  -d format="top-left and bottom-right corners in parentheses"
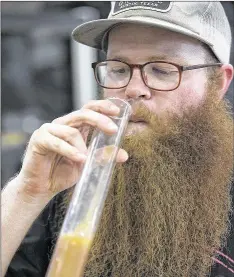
top-left (46, 97), bottom-right (132, 277)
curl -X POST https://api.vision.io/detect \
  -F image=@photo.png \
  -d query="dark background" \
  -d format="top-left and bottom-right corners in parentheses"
top-left (1, 1), bottom-right (234, 185)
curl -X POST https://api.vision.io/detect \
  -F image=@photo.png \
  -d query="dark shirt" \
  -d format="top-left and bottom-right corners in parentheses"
top-left (6, 191), bottom-right (234, 277)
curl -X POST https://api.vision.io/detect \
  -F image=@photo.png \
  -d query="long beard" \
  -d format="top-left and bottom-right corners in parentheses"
top-left (83, 85), bottom-right (233, 277)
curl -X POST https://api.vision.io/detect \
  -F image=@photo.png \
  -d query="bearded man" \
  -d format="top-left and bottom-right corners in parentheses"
top-left (2, 1), bottom-right (234, 277)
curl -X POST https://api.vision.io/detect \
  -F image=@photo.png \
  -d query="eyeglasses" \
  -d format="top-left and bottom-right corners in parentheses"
top-left (91, 60), bottom-right (222, 91)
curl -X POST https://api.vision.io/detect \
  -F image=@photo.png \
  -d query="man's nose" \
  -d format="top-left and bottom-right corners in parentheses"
top-left (125, 68), bottom-right (152, 100)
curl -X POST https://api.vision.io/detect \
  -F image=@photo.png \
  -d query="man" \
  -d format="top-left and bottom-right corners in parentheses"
top-left (3, 1), bottom-right (234, 276)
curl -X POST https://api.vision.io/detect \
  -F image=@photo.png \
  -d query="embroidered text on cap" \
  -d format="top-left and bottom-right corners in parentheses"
top-left (113, 1), bottom-right (172, 15)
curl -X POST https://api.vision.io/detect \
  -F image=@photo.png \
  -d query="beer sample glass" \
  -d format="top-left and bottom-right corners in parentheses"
top-left (46, 97), bottom-right (132, 277)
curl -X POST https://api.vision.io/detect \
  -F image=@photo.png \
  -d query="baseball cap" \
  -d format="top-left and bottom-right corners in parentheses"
top-left (72, 1), bottom-right (232, 64)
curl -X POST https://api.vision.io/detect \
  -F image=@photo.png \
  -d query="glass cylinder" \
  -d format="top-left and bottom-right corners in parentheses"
top-left (46, 97), bottom-right (132, 277)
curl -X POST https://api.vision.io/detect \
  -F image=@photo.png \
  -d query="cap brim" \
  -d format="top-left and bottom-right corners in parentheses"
top-left (72, 16), bottom-right (213, 50)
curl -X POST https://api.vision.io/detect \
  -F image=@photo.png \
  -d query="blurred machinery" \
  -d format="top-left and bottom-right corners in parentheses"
top-left (1, 2), bottom-right (110, 185)
top-left (1, 1), bottom-right (233, 185)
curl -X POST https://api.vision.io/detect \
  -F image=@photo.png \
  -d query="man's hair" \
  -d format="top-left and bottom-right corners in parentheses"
top-left (201, 43), bottom-right (223, 89)
top-left (203, 43), bottom-right (219, 63)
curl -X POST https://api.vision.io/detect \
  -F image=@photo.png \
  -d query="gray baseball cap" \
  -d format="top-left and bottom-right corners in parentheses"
top-left (72, 1), bottom-right (232, 64)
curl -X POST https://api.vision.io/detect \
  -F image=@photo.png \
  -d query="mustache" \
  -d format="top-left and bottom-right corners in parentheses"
top-left (129, 101), bottom-right (153, 124)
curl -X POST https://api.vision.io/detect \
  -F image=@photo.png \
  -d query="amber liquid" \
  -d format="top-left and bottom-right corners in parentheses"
top-left (47, 233), bottom-right (92, 277)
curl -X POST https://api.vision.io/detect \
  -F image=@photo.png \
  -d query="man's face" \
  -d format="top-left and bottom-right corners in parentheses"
top-left (104, 24), bottom-right (209, 122)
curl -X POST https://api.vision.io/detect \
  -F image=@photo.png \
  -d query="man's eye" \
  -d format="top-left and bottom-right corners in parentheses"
top-left (151, 66), bottom-right (169, 75)
top-left (111, 67), bottom-right (127, 74)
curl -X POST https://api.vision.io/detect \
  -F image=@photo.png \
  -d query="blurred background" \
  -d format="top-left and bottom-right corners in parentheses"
top-left (1, 1), bottom-right (234, 186)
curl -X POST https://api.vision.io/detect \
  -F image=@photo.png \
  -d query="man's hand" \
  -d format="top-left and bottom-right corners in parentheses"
top-left (17, 99), bottom-right (129, 203)
top-left (2, 99), bottom-right (129, 275)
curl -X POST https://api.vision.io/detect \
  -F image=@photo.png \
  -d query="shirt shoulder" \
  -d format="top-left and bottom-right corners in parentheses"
top-left (209, 188), bottom-right (234, 277)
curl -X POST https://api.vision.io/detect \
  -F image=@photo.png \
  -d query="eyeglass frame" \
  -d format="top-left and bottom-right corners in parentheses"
top-left (91, 59), bottom-right (222, 92)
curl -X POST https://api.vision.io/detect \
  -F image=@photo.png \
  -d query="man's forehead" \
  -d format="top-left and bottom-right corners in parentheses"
top-left (107, 23), bottom-right (206, 63)
top-left (108, 23), bottom-right (201, 45)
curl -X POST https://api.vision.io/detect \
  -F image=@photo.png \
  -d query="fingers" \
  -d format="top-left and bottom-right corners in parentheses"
top-left (94, 146), bottom-right (129, 165)
top-left (28, 100), bottom-right (129, 164)
top-left (30, 122), bottom-right (129, 165)
top-left (53, 100), bottom-right (120, 135)
top-left (54, 109), bottom-right (118, 134)
top-left (42, 123), bottom-right (87, 154)
top-left (83, 99), bottom-right (120, 115)
top-left (30, 124), bottom-right (87, 163)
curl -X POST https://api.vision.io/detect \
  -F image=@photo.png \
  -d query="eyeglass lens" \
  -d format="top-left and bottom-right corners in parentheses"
top-left (95, 61), bottom-right (180, 90)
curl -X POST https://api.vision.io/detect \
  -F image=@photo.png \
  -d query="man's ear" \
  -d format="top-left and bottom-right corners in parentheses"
top-left (218, 64), bottom-right (233, 100)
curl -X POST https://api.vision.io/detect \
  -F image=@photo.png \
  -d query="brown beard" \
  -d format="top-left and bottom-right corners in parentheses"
top-left (82, 80), bottom-right (233, 277)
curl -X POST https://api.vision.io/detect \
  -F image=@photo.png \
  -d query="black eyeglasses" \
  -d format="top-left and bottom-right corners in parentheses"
top-left (91, 60), bottom-right (222, 91)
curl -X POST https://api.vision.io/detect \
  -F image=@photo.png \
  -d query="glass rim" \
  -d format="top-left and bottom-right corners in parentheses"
top-left (107, 97), bottom-right (132, 119)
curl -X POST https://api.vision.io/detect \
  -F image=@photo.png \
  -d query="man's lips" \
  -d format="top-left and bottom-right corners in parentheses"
top-left (129, 115), bottom-right (147, 123)
top-left (129, 120), bottom-right (146, 123)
